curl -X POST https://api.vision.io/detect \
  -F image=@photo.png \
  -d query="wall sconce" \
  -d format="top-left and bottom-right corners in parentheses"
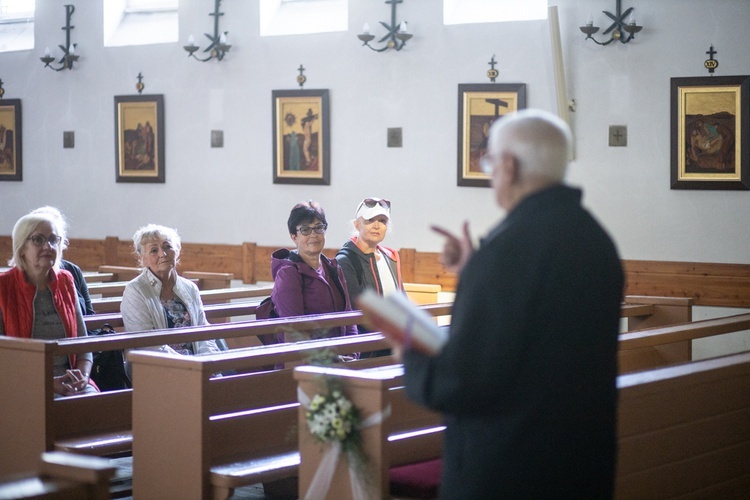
top-left (357, 0), bottom-right (412, 52)
top-left (39, 4), bottom-right (79, 71)
top-left (183, 0), bottom-right (232, 62)
top-left (580, 0), bottom-right (642, 46)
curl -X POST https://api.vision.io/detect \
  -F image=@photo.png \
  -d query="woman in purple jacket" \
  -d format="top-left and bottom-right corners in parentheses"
top-left (270, 200), bottom-right (358, 343)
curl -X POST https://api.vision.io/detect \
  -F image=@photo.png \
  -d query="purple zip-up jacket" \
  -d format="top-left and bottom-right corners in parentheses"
top-left (270, 248), bottom-right (358, 341)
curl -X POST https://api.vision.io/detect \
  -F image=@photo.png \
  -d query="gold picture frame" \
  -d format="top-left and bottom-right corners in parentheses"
top-left (114, 94), bottom-right (165, 183)
top-left (272, 89), bottom-right (330, 185)
top-left (457, 83), bottom-right (526, 187)
top-left (671, 75), bottom-right (749, 190)
top-left (0, 99), bottom-right (22, 181)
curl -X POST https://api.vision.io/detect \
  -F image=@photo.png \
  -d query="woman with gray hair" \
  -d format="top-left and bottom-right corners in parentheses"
top-left (121, 224), bottom-right (223, 356)
top-left (0, 208), bottom-right (97, 397)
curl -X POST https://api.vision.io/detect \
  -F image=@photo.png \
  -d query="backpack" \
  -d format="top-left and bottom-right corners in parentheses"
top-left (89, 324), bottom-right (132, 391)
top-left (255, 297), bottom-right (282, 345)
top-left (255, 296), bottom-right (278, 320)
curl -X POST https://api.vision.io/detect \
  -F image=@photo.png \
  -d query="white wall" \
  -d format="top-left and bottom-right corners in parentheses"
top-left (1, 0), bottom-right (748, 263)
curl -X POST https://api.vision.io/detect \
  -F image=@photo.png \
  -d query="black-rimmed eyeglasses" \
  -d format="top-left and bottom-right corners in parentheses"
top-left (28, 234), bottom-right (62, 247)
top-left (296, 223), bottom-right (328, 236)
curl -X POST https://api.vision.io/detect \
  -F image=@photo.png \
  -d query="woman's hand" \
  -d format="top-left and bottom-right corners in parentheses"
top-left (53, 368), bottom-right (89, 396)
top-left (53, 369), bottom-right (89, 396)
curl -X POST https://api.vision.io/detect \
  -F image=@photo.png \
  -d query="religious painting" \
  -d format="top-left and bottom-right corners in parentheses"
top-left (0, 99), bottom-right (22, 181)
top-left (457, 83), bottom-right (526, 187)
top-left (114, 94), bottom-right (165, 183)
top-left (272, 89), bottom-right (330, 185)
top-left (671, 75), bottom-right (749, 190)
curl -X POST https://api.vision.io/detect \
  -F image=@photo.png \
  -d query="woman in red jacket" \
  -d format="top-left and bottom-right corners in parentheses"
top-left (0, 208), bottom-right (97, 397)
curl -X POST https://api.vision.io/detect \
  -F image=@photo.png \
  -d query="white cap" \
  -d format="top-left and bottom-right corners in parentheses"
top-left (355, 198), bottom-right (390, 220)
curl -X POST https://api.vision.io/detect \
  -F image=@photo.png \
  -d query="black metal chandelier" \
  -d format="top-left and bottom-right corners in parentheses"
top-left (579, 0), bottom-right (643, 46)
top-left (357, 0), bottom-right (413, 53)
top-left (183, 0), bottom-right (232, 62)
top-left (39, 4), bottom-right (79, 71)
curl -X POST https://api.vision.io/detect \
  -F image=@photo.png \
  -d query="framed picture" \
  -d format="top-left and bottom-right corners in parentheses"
top-left (272, 89), bottom-right (330, 185)
top-left (457, 83), bottom-right (526, 187)
top-left (0, 99), bottom-right (22, 181)
top-left (671, 75), bottom-right (749, 190)
top-left (114, 94), bottom-right (165, 183)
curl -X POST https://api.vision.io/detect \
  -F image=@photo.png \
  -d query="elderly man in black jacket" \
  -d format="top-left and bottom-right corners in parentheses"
top-left (403, 109), bottom-right (624, 499)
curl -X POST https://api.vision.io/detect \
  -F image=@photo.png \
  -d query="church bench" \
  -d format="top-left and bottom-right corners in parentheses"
top-left (128, 334), bottom-right (413, 499)
top-left (0, 451), bottom-right (117, 500)
top-left (84, 299), bottom-right (264, 331)
top-left (89, 284), bottom-right (273, 313)
top-left (0, 304), bottom-right (452, 478)
top-left (81, 271), bottom-right (116, 284)
top-left (95, 266), bottom-right (234, 290)
top-left (295, 364), bottom-right (444, 499)
top-left (296, 351), bottom-right (750, 499)
top-left (618, 311), bottom-right (750, 373)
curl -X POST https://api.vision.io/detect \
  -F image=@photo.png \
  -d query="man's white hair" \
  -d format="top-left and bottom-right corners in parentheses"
top-left (489, 109), bottom-right (572, 183)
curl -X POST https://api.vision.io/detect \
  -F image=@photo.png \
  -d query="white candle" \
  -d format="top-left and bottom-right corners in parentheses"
top-left (44, 46), bottom-right (50, 56)
top-left (587, 14), bottom-right (593, 26)
top-left (548, 7), bottom-right (571, 128)
top-left (399, 21), bottom-right (408, 33)
top-left (188, 34), bottom-right (195, 45)
top-left (68, 44), bottom-right (75, 55)
top-left (220, 33), bottom-right (227, 44)
top-left (362, 23), bottom-right (370, 34)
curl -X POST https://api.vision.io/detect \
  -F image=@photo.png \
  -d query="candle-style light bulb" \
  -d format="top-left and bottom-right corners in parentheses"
top-left (188, 34), bottom-right (195, 45)
top-left (629, 16), bottom-right (637, 26)
top-left (68, 44), bottom-right (75, 55)
top-left (44, 46), bottom-right (50, 56)
top-left (399, 21), bottom-right (408, 33)
top-left (586, 14), bottom-right (594, 26)
top-left (220, 33), bottom-right (227, 44)
top-left (362, 22), bottom-right (370, 34)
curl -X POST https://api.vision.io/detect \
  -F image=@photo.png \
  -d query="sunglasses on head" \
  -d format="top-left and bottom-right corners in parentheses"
top-left (358, 198), bottom-right (391, 212)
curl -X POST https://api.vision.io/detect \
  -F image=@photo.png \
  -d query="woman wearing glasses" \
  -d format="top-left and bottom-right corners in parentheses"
top-left (0, 208), bottom-right (98, 397)
top-left (270, 200), bottom-right (357, 343)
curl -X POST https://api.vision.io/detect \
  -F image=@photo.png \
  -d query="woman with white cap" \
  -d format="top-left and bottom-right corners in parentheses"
top-left (336, 197), bottom-right (404, 343)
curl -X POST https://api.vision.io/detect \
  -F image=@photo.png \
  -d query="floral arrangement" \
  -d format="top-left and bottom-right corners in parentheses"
top-left (305, 378), bottom-right (362, 454)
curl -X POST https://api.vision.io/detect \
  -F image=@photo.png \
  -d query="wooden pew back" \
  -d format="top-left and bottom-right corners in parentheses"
top-left (295, 351), bottom-right (750, 499)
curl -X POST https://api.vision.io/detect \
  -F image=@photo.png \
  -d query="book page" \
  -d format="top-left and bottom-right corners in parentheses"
top-left (357, 290), bottom-right (448, 355)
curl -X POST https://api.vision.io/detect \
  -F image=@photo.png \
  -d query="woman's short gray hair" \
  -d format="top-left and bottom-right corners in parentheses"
top-left (132, 224), bottom-right (182, 266)
top-left (9, 207), bottom-right (69, 270)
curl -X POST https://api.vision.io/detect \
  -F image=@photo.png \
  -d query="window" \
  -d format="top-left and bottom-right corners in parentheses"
top-left (0, 0), bottom-right (34, 53)
top-left (104, 0), bottom-right (178, 47)
top-left (443, 0), bottom-right (547, 25)
top-left (260, 0), bottom-right (347, 37)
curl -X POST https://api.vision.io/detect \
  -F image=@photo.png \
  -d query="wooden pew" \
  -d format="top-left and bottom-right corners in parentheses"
top-left (94, 266), bottom-right (233, 290)
top-left (128, 334), bottom-right (407, 499)
top-left (89, 284), bottom-right (273, 313)
top-left (0, 296), bottom-right (699, 483)
top-left (0, 304), bottom-right (452, 479)
top-left (0, 452), bottom-right (117, 500)
top-left (618, 312), bottom-right (750, 373)
top-left (296, 351), bottom-right (750, 499)
top-left (295, 364), bottom-right (444, 499)
top-left (84, 300), bottom-right (264, 331)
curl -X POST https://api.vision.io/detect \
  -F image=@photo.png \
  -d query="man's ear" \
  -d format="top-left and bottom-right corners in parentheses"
top-left (500, 151), bottom-right (520, 183)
